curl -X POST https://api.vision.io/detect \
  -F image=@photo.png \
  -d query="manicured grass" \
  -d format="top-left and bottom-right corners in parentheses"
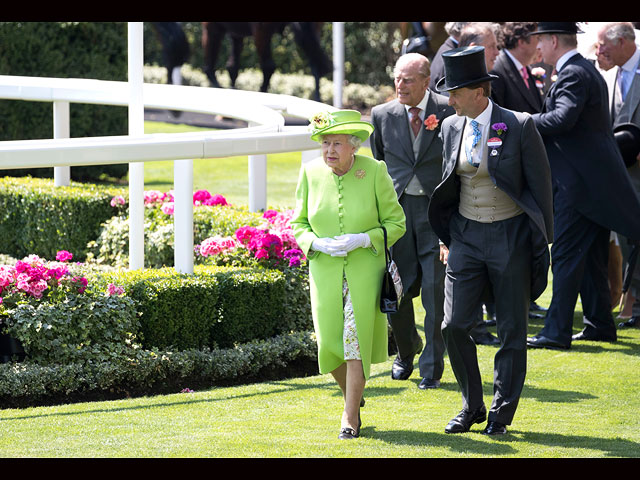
top-left (1, 292), bottom-right (638, 457)
top-left (0, 121), bottom-right (637, 458)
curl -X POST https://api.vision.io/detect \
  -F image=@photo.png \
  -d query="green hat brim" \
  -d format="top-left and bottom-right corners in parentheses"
top-left (310, 122), bottom-right (374, 142)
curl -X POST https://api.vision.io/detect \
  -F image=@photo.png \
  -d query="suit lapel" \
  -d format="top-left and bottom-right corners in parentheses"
top-left (503, 53), bottom-right (539, 111)
top-left (445, 116), bottom-right (465, 178)
top-left (389, 101), bottom-right (415, 165)
top-left (415, 92), bottom-right (441, 161)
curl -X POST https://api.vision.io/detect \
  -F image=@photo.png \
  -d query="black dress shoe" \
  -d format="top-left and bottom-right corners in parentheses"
top-left (472, 332), bottom-right (500, 346)
top-left (527, 334), bottom-right (570, 350)
top-left (445, 405), bottom-right (487, 434)
top-left (528, 312), bottom-right (544, 319)
top-left (418, 378), bottom-right (441, 390)
top-left (338, 427), bottom-right (359, 439)
top-left (571, 329), bottom-right (616, 342)
top-left (530, 301), bottom-right (548, 312)
top-left (484, 319), bottom-right (497, 327)
top-left (391, 338), bottom-right (423, 380)
top-left (618, 317), bottom-right (639, 329)
top-left (483, 421), bottom-right (507, 435)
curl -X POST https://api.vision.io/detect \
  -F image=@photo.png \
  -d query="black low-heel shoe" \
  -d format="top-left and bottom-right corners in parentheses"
top-left (338, 427), bottom-right (359, 440)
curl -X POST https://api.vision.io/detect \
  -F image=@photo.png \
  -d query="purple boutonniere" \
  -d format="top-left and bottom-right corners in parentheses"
top-left (491, 123), bottom-right (508, 136)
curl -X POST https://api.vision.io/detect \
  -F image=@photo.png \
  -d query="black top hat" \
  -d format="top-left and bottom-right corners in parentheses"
top-left (614, 123), bottom-right (640, 168)
top-left (436, 46), bottom-right (498, 93)
top-left (530, 22), bottom-right (584, 35)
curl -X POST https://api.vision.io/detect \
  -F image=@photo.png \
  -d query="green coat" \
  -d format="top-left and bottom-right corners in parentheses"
top-left (292, 154), bottom-right (406, 379)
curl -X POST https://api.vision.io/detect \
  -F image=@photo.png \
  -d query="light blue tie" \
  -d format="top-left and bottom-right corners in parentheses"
top-left (465, 120), bottom-right (481, 167)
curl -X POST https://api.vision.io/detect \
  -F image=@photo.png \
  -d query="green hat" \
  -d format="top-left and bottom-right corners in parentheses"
top-left (309, 109), bottom-right (374, 142)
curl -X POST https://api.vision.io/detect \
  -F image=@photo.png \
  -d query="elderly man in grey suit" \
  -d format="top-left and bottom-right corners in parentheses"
top-left (428, 46), bottom-right (554, 435)
top-left (598, 22), bottom-right (640, 329)
top-left (370, 53), bottom-right (456, 390)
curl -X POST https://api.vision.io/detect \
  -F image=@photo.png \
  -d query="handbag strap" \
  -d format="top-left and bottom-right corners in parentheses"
top-left (381, 226), bottom-right (391, 266)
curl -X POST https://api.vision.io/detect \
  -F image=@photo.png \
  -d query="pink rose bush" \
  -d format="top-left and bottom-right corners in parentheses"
top-left (0, 252), bottom-right (89, 310)
top-left (197, 208), bottom-right (305, 269)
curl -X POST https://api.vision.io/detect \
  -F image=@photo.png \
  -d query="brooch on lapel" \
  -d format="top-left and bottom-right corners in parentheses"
top-left (355, 169), bottom-right (366, 179)
top-left (488, 122), bottom-right (508, 157)
top-left (424, 114), bottom-right (439, 131)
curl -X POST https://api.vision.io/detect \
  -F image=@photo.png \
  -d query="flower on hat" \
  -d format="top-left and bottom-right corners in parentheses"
top-left (424, 114), bottom-right (439, 131)
top-left (309, 111), bottom-right (335, 133)
top-left (491, 123), bottom-right (508, 136)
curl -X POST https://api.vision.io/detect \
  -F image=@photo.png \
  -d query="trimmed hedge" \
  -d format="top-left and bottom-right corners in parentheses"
top-left (0, 177), bottom-right (126, 261)
top-left (96, 265), bottom-right (312, 351)
top-left (0, 330), bottom-right (318, 409)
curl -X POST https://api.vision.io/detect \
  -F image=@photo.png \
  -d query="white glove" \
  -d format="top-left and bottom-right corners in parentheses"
top-left (332, 233), bottom-right (371, 253)
top-left (311, 237), bottom-right (347, 257)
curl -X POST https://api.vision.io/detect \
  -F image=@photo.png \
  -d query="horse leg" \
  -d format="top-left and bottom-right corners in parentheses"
top-left (202, 22), bottom-right (224, 88)
top-left (254, 26), bottom-right (276, 92)
top-left (227, 35), bottom-right (243, 88)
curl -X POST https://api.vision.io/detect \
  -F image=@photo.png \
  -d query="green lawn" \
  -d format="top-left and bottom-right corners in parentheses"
top-left (0, 121), bottom-right (637, 458)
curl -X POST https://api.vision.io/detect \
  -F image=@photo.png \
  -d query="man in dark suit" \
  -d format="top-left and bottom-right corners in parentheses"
top-left (489, 22), bottom-right (549, 319)
top-left (429, 22), bottom-right (469, 94)
top-left (527, 22), bottom-right (640, 350)
top-left (428, 46), bottom-right (554, 435)
top-left (598, 22), bottom-right (640, 329)
top-left (370, 53), bottom-right (455, 390)
top-left (491, 22), bottom-right (543, 116)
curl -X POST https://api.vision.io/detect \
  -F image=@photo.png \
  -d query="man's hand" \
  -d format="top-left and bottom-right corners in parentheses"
top-left (439, 244), bottom-right (449, 265)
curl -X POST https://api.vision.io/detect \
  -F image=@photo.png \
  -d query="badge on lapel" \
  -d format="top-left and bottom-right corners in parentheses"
top-left (355, 169), bottom-right (366, 179)
top-left (489, 123), bottom-right (508, 157)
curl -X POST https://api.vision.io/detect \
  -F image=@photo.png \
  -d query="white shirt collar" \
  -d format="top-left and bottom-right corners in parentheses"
top-left (466, 98), bottom-right (493, 127)
top-left (556, 48), bottom-right (578, 72)
top-left (504, 49), bottom-right (524, 72)
top-left (621, 46), bottom-right (640, 73)
top-left (404, 90), bottom-right (431, 117)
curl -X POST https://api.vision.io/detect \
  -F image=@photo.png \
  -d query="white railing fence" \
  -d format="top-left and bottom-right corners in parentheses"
top-left (0, 75), bottom-right (334, 273)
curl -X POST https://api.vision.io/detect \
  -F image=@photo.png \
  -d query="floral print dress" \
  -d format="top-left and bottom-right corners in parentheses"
top-left (342, 276), bottom-right (361, 360)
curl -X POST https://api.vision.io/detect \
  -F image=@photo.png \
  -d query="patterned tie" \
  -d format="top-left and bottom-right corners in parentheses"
top-left (409, 107), bottom-right (422, 137)
top-left (521, 66), bottom-right (530, 88)
top-left (466, 120), bottom-right (481, 167)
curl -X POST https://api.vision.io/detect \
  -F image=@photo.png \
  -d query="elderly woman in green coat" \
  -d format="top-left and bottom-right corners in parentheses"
top-left (292, 110), bottom-right (406, 440)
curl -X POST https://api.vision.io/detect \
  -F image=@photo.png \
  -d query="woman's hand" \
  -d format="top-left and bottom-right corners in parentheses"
top-left (333, 233), bottom-right (371, 253)
top-left (312, 237), bottom-right (347, 257)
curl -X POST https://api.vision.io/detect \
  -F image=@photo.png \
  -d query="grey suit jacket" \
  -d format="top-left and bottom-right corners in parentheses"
top-left (370, 91), bottom-right (455, 200)
top-left (605, 63), bottom-right (640, 192)
top-left (428, 102), bottom-right (554, 300)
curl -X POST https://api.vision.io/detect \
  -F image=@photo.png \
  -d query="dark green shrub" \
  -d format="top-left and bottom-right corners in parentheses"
top-left (96, 265), bottom-right (312, 351)
top-left (0, 177), bottom-right (126, 261)
top-left (4, 293), bottom-right (140, 365)
top-left (0, 22), bottom-right (129, 181)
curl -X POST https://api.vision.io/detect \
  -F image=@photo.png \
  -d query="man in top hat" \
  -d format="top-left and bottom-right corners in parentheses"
top-left (597, 22), bottom-right (640, 329)
top-left (427, 46), bottom-right (553, 435)
top-left (527, 22), bottom-right (640, 350)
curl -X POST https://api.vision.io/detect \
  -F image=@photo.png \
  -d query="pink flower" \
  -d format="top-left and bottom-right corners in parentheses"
top-left (424, 114), bottom-right (439, 131)
top-left (144, 190), bottom-right (165, 205)
top-left (106, 283), bottom-right (125, 296)
top-left (193, 189), bottom-right (211, 205)
top-left (56, 250), bottom-right (73, 262)
top-left (110, 195), bottom-right (125, 207)
top-left (263, 209), bottom-right (279, 220)
top-left (199, 236), bottom-right (238, 257)
top-left (206, 194), bottom-right (229, 206)
top-left (161, 202), bottom-right (175, 216)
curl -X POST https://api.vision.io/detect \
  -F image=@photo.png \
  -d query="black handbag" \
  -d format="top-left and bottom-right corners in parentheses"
top-left (380, 226), bottom-right (404, 314)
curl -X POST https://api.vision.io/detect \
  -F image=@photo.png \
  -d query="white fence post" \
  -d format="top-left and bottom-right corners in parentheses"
top-left (248, 121), bottom-right (267, 212)
top-left (174, 159), bottom-right (194, 274)
top-left (53, 100), bottom-right (70, 186)
top-left (333, 22), bottom-right (344, 108)
top-left (128, 22), bottom-right (145, 271)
